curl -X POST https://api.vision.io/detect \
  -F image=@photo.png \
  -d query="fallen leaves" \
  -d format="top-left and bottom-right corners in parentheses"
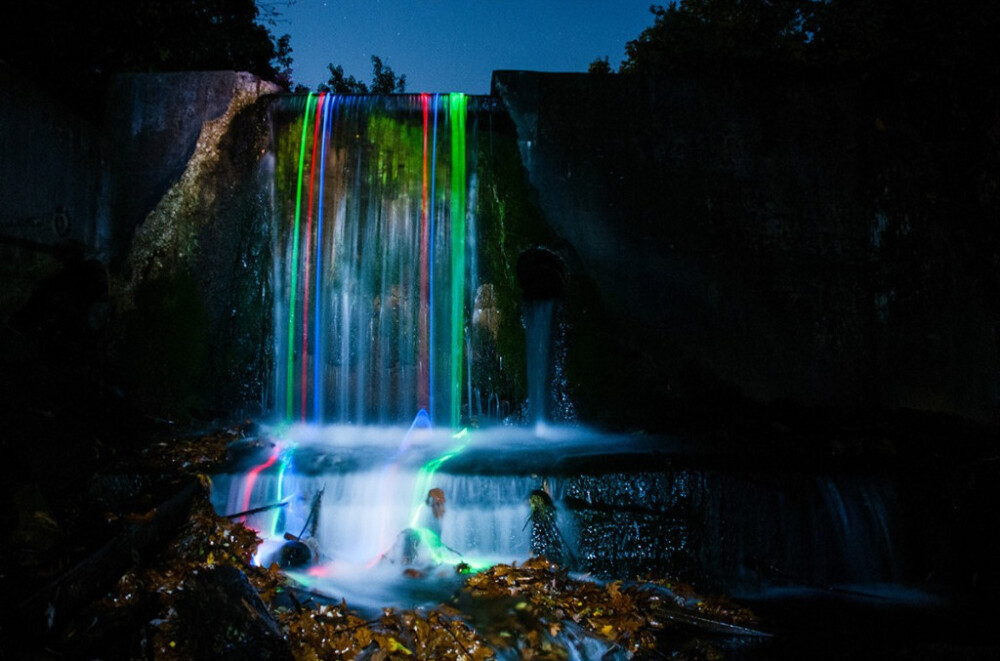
top-left (78, 423), bottom-right (763, 660)
top-left (463, 557), bottom-right (656, 655)
top-left (276, 601), bottom-right (493, 660)
top-left (81, 488), bottom-right (759, 661)
top-left (140, 422), bottom-right (257, 474)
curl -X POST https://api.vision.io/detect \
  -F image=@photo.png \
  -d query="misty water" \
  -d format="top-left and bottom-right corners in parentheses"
top-left (207, 91), bottom-right (951, 658)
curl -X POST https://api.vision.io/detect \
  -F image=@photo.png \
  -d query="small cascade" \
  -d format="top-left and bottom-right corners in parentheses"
top-left (686, 471), bottom-right (902, 594)
top-left (559, 469), bottom-right (905, 594)
top-left (214, 440), bottom-right (912, 609)
top-left (523, 298), bottom-right (556, 425)
top-left (516, 247), bottom-right (569, 426)
top-left (294, 471), bottom-right (536, 566)
top-left (210, 424), bottom-right (606, 605)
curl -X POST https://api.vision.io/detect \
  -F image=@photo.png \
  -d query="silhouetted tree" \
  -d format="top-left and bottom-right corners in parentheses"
top-left (271, 34), bottom-right (295, 89)
top-left (619, 0), bottom-right (1000, 83)
top-left (614, 0), bottom-right (1000, 339)
top-left (2, 0), bottom-right (294, 115)
top-left (620, 0), bottom-right (815, 75)
top-left (588, 56), bottom-right (614, 75)
top-left (319, 64), bottom-right (369, 94)
top-left (317, 55), bottom-right (407, 94)
top-left (370, 55), bottom-right (406, 94)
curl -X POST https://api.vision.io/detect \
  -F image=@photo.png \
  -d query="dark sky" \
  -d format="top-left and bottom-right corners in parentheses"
top-left (276, 0), bottom-right (658, 94)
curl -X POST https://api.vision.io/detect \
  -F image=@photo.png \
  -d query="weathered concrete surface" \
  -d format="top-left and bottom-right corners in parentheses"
top-left (0, 65), bottom-right (104, 256)
top-left (493, 70), bottom-right (999, 432)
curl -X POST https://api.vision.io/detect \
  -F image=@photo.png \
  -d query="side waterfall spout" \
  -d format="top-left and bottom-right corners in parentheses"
top-left (517, 247), bottom-right (568, 427)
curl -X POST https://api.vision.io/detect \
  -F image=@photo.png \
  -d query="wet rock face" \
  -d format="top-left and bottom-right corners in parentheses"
top-left (110, 73), bottom-right (280, 421)
top-left (565, 472), bottom-right (692, 580)
top-left (2, 72), bottom-right (274, 428)
top-left (561, 465), bottom-right (979, 596)
top-left (105, 72), bottom-right (281, 270)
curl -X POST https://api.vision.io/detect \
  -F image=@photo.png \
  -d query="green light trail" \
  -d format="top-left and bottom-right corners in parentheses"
top-left (449, 93), bottom-right (467, 428)
top-left (286, 93), bottom-right (316, 420)
top-left (406, 428), bottom-right (492, 569)
top-left (409, 428), bottom-right (468, 529)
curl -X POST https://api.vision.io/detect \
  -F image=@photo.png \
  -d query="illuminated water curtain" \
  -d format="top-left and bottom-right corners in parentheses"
top-left (270, 93), bottom-right (475, 428)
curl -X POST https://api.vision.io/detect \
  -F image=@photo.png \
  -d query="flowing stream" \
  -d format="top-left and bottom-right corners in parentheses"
top-left (211, 92), bottom-right (922, 619)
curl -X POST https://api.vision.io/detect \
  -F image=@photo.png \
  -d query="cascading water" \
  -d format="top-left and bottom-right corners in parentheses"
top-left (269, 92), bottom-right (473, 427)
top-left (211, 92), bottom-right (926, 626)
top-left (212, 91), bottom-right (571, 607)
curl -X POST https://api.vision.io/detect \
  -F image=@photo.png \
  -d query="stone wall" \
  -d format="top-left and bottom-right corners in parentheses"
top-left (104, 72), bottom-right (279, 270)
top-left (493, 70), bottom-right (999, 432)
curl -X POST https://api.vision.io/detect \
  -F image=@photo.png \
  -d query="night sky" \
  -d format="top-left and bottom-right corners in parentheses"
top-left (276, 0), bottom-right (658, 94)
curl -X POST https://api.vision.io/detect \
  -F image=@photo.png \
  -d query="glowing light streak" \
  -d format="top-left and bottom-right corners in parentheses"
top-left (429, 94), bottom-right (440, 422)
top-left (418, 94), bottom-right (430, 411)
top-left (409, 427), bottom-right (468, 529)
top-left (301, 92), bottom-right (327, 420)
top-left (365, 409), bottom-right (435, 567)
top-left (449, 93), bottom-right (468, 428)
top-left (286, 93), bottom-right (316, 420)
top-left (240, 447), bottom-right (281, 523)
top-left (389, 408), bottom-right (432, 464)
top-left (314, 95), bottom-right (336, 420)
top-left (406, 428), bottom-right (487, 567)
top-left (306, 563), bottom-right (334, 578)
top-left (272, 453), bottom-right (292, 538)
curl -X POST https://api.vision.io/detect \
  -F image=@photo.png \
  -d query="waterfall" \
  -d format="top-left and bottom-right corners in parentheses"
top-left (268, 93), bottom-right (476, 428)
top-left (210, 93), bottom-right (568, 602)
top-left (210, 93), bottom-right (917, 615)
top-left (683, 471), bottom-right (902, 593)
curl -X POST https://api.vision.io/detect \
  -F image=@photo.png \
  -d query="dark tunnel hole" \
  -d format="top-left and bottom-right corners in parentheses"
top-left (517, 247), bottom-right (567, 301)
